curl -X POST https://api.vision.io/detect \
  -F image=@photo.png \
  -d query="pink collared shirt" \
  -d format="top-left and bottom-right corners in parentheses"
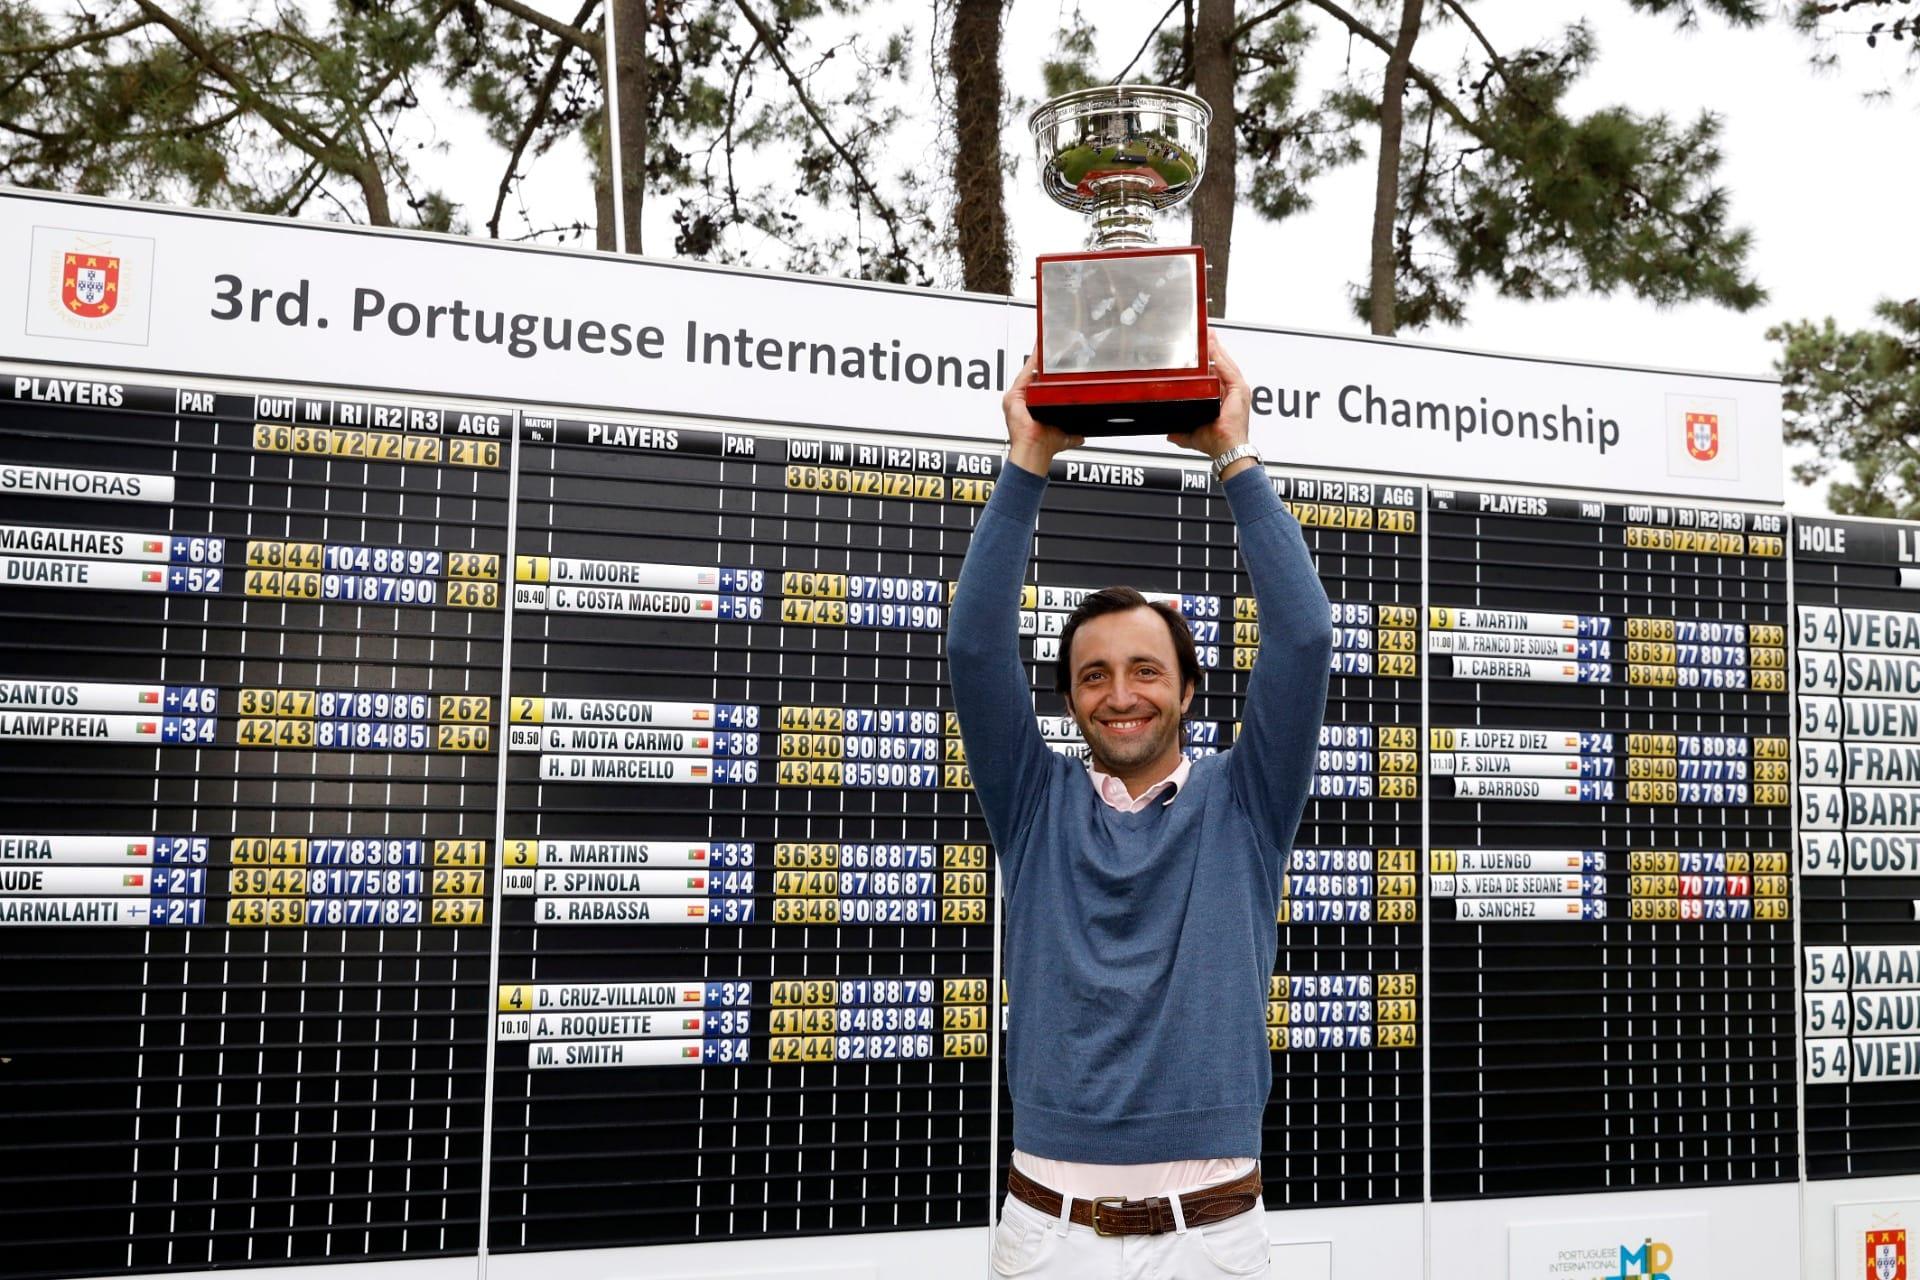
top-left (1088, 754), bottom-right (1192, 812)
top-left (1010, 753), bottom-right (1256, 1200)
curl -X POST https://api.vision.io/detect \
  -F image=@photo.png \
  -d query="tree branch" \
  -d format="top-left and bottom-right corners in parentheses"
top-left (130, 0), bottom-right (343, 164)
top-left (488, 0), bottom-right (599, 238)
top-left (480, 0), bottom-right (600, 52)
top-left (1111, 0), bottom-right (1181, 83)
top-left (1231, 2), bottom-right (1300, 44)
top-left (0, 12), bottom-right (152, 57)
top-left (1435, 0), bottom-right (1507, 81)
top-left (730, 0), bottom-right (908, 259)
top-left (1303, 0), bottom-right (1488, 141)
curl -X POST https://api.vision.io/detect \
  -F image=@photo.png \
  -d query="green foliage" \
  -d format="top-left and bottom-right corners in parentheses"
top-left (1771, 300), bottom-right (1920, 516)
top-left (1041, 7), bottom-right (1099, 98)
top-left (0, 0), bottom-right (457, 228)
top-left (1361, 19), bottom-right (1765, 329)
top-left (1237, 14), bottom-right (1365, 225)
top-left (1346, 11), bottom-right (1763, 331)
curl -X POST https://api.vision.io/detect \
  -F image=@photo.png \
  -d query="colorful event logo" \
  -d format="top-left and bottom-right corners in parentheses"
top-left (1612, 1237), bottom-right (1675, 1280)
top-left (60, 251), bottom-right (120, 318)
top-left (1683, 411), bottom-right (1719, 462)
top-left (25, 225), bottom-right (155, 345)
top-left (1870, 1228), bottom-right (1908, 1280)
top-left (1663, 392), bottom-right (1740, 482)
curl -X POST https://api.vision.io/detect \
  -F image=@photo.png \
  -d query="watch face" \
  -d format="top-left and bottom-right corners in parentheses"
top-left (1039, 254), bottom-right (1200, 374)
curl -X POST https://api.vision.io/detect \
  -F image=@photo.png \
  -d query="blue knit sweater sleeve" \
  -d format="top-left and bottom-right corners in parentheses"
top-left (946, 461), bottom-right (1054, 858)
top-left (1221, 467), bottom-right (1334, 852)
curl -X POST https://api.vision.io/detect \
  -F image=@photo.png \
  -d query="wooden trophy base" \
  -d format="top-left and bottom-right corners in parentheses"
top-left (1026, 372), bottom-right (1222, 436)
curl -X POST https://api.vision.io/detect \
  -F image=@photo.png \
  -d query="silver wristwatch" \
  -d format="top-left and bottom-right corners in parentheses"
top-left (1210, 443), bottom-right (1262, 482)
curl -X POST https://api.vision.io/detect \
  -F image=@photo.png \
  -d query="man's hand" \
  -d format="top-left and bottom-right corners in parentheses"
top-left (1167, 332), bottom-right (1255, 479)
top-left (1004, 355), bottom-right (1084, 477)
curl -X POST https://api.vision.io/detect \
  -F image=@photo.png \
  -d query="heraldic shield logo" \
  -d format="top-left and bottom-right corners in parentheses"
top-left (26, 225), bottom-right (155, 345)
top-left (61, 251), bottom-right (120, 318)
top-left (1664, 393), bottom-right (1740, 482)
top-left (1684, 411), bottom-right (1719, 462)
top-left (1870, 1229), bottom-right (1908, 1280)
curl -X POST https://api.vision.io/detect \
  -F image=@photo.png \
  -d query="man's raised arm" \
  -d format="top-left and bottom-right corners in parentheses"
top-left (945, 360), bottom-right (1083, 852)
top-left (1165, 337), bottom-right (1333, 851)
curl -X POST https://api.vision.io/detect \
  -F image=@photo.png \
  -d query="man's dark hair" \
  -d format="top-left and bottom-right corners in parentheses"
top-left (1053, 586), bottom-right (1202, 698)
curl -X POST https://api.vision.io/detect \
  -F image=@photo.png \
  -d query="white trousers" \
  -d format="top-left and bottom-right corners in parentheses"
top-left (989, 1191), bottom-right (1274, 1278)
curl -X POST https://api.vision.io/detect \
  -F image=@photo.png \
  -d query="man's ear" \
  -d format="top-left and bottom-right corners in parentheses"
top-left (1180, 681), bottom-right (1195, 715)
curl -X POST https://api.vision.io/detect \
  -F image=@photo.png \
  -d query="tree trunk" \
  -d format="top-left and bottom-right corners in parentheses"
top-left (1368, 0), bottom-right (1423, 335)
top-left (950, 0), bottom-right (1011, 294)
top-left (355, 159), bottom-right (393, 227)
top-left (1189, 0), bottom-right (1236, 318)
top-left (593, 152), bottom-right (615, 252)
top-left (608, 0), bottom-right (647, 254)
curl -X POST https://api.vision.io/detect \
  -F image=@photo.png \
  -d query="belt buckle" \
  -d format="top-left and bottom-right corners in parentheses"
top-left (1089, 1195), bottom-right (1127, 1237)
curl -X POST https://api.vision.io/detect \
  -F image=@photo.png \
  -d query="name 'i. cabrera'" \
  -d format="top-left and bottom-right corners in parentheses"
top-left (684, 321), bottom-right (1006, 391)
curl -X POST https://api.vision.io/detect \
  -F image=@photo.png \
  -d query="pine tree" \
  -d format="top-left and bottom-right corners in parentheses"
top-left (1772, 300), bottom-right (1920, 517)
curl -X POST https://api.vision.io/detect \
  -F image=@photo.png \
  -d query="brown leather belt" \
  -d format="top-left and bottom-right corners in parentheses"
top-left (1006, 1163), bottom-right (1261, 1237)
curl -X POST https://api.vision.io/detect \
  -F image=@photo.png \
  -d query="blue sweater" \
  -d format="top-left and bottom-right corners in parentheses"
top-left (947, 461), bottom-right (1332, 1163)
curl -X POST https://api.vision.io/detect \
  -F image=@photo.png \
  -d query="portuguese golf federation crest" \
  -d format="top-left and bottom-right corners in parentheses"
top-left (61, 251), bottom-right (120, 317)
top-left (1869, 1228), bottom-right (1907, 1280)
top-left (1684, 411), bottom-right (1719, 462)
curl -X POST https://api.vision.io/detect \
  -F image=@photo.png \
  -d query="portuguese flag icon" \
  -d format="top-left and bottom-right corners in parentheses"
top-left (125, 842), bottom-right (148, 857)
top-left (139, 691), bottom-right (159, 704)
top-left (144, 539), bottom-right (166, 554)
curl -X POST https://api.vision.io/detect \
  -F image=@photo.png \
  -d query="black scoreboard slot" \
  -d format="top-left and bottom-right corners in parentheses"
top-left (1254, 474), bottom-right (1424, 1206)
top-left (0, 374), bottom-right (506, 1278)
top-left (489, 423), bottom-right (997, 1250)
top-left (1791, 516), bottom-right (1920, 1177)
top-left (1427, 487), bottom-right (1794, 1197)
top-left (1011, 465), bottom-right (1424, 1206)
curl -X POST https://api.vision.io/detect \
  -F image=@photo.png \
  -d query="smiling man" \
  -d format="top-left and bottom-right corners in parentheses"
top-left (947, 336), bottom-right (1332, 1276)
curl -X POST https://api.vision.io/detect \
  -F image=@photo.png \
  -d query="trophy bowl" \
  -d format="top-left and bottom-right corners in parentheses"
top-left (1029, 85), bottom-right (1212, 249)
top-left (1022, 84), bottom-right (1221, 436)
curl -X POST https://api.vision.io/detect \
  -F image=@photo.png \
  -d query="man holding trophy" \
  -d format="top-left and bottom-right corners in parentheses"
top-left (947, 83), bottom-right (1333, 1280)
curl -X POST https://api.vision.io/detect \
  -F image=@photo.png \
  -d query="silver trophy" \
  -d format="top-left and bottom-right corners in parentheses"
top-left (1024, 85), bottom-right (1220, 434)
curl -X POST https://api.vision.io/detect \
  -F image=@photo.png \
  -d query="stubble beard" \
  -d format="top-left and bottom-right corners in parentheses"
top-left (1080, 711), bottom-right (1183, 778)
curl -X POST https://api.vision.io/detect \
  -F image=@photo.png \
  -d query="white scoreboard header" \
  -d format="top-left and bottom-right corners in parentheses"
top-left (0, 188), bottom-right (1783, 502)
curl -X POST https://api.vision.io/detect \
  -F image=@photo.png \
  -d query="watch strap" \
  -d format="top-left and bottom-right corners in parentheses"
top-left (1211, 443), bottom-right (1262, 481)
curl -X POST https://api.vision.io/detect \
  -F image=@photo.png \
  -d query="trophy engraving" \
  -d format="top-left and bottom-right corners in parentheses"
top-left (1025, 85), bottom-right (1222, 435)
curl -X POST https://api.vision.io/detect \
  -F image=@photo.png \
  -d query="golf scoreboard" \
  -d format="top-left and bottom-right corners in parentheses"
top-left (0, 191), bottom-right (1911, 1280)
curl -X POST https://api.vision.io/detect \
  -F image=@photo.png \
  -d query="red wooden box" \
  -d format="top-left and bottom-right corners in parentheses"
top-left (1027, 245), bottom-right (1221, 435)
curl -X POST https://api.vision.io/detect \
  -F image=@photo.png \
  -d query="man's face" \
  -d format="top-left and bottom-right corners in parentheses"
top-left (1066, 606), bottom-right (1194, 777)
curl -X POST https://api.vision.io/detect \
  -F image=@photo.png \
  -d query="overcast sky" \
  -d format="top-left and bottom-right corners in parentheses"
top-left (447, 1), bottom-right (1919, 509)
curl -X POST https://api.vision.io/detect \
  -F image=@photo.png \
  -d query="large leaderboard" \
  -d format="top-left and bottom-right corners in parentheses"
top-left (0, 190), bottom-right (1912, 1280)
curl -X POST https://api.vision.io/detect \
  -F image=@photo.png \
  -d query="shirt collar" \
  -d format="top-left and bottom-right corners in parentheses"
top-left (1087, 755), bottom-right (1192, 813)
